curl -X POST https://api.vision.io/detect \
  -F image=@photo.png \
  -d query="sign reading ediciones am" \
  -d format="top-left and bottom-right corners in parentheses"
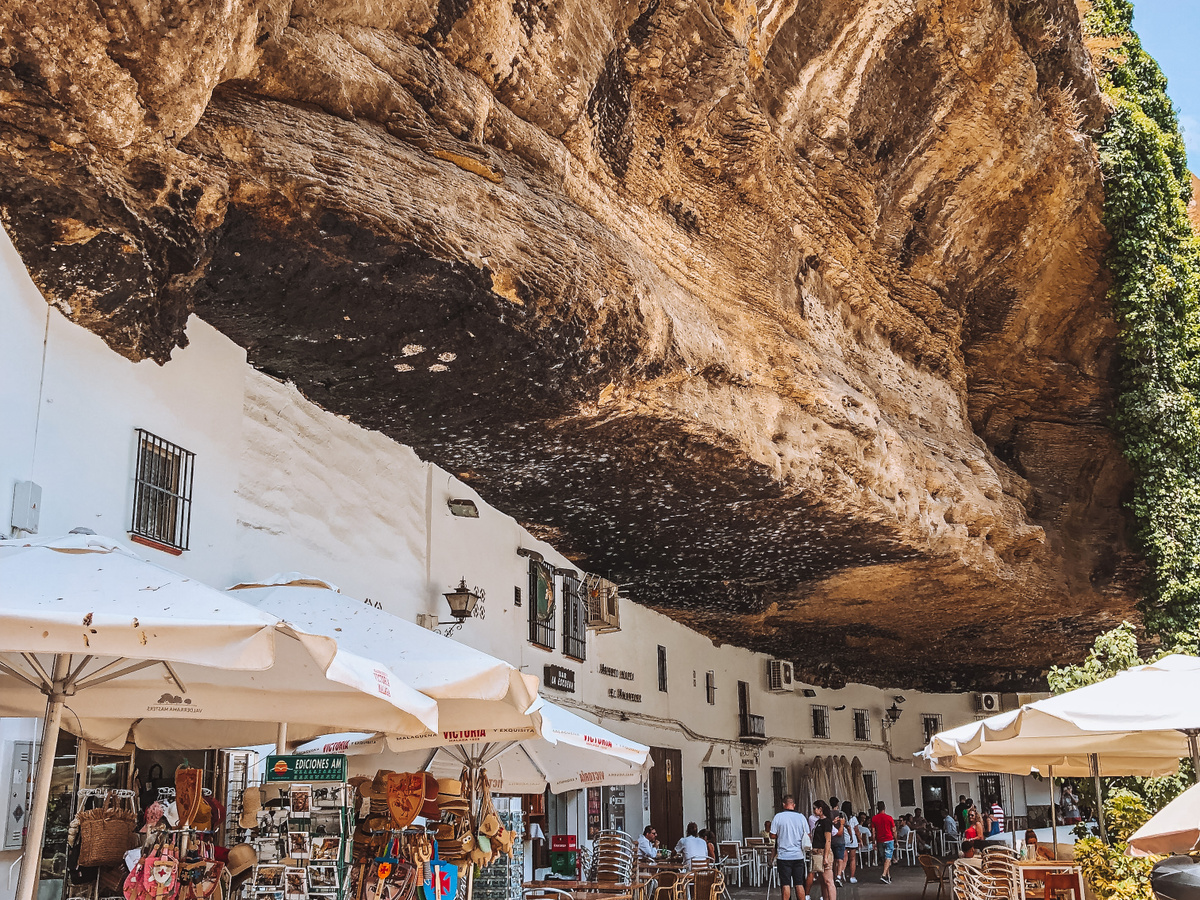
top-left (265, 754), bottom-right (347, 782)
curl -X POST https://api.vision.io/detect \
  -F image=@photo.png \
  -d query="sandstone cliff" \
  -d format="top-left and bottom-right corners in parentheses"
top-left (0, 0), bottom-right (1141, 688)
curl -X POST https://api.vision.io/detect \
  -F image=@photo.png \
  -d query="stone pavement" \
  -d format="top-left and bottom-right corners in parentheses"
top-left (729, 862), bottom-right (940, 900)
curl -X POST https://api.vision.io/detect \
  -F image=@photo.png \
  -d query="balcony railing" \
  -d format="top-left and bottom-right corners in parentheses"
top-left (739, 712), bottom-right (767, 743)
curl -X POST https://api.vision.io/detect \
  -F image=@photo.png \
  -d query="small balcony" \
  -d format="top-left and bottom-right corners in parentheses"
top-left (739, 712), bottom-right (767, 743)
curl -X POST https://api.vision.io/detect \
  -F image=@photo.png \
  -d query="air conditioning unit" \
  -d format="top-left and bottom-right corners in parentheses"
top-left (584, 574), bottom-right (621, 633)
top-left (976, 692), bottom-right (1002, 713)
top-left (767, 660), bottom-right (794, 693)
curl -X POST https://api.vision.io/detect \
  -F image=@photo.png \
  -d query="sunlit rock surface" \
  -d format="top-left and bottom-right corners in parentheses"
top-left (0, 0), bottom-right (1141, 688)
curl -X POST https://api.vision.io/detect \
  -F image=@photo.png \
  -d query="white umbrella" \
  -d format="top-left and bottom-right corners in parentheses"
top-left (0, 534), bottom-right (438, 900)
top-left (297, 700), bottom-right (652, 793)
top-left (1129, 781), bottom-right (1200, 856)
top-left (229, 577), bottom-right (542, 731)
top-left (920, 658), bottom-right (1200, 846)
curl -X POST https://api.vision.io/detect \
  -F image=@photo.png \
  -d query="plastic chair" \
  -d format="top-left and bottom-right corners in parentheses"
top-left (718, 842), bottom-right (750, 887)
top-left (918, 855), bottom-right (948, 900)
top-left (896, 832), bottom-right (918, 866)
top-left (763, 862), bottom-right (779, 900)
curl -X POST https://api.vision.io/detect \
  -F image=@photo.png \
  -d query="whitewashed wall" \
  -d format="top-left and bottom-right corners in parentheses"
top-left (0, 221), bottom-right (1041, 900)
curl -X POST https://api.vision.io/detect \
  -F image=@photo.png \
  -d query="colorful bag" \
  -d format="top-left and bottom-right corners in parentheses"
top-left (180, 838), bottom-right (224, 900)
top-left (124, 838), bottom-right (180, 900)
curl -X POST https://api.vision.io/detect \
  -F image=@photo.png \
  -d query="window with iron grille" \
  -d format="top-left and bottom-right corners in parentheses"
top-left (853, 709), bottom-right (871, 742)
top-left (811, 704), bottom-right (830, 739)
top-left (528, 560), bottom-right (556, 649)
top-left (657, 645), bottom-right (668, 692)
top-left (862, 770), bottom-right (879, 808)
top-left (703, 766), bottom-right (732, 841)
top-left (561, 571), bottom-right (586, 661)
top-left (705, 671), bottom-right (716, 705)
top-left (922, 713), bottom-right (943, 744)
top-left (130, 429), bottom-right (195, 552)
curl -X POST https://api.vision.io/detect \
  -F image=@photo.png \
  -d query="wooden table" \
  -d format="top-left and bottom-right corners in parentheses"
top-left (524, 879), bottom-right (643, 900)
top-left (1016, 861), bottom-right (1085, 900)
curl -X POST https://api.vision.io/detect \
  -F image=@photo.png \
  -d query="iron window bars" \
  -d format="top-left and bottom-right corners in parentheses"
top-left (811, 704), bottom-right (831, 739)
top-left (853, 708), bottom-right (872, 742)
top-left (562, 571), bottom-right (587, 661)
top-left (528, 559), bottom-right (556, 649)
top-left (130, 428), bottom-right (195, 552)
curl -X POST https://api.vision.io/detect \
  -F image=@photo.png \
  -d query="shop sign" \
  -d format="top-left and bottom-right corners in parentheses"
top-left (544, 664), bottom-right (576, 693)
top-left (266, 754), bottom-right (347, 782)
top-left (607, 687), bottom-right (642, 702)
top-left (599, 664), bottom-right (635, 681)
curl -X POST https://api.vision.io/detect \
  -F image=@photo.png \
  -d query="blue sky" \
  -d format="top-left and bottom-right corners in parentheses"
top-left (1130, 0), bottom-right (1199, 173)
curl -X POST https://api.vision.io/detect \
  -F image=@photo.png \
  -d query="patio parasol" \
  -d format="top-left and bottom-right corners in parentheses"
top-left (1129, 780), bottom-right (1200, 856)
top-left (0, 534), bottom-right (440, 900)
top-left (298, 699), bottom-right (651, 793)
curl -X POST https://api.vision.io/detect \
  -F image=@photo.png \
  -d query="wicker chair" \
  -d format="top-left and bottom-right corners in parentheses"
top-left (918, 855), bottom-right (949, 900)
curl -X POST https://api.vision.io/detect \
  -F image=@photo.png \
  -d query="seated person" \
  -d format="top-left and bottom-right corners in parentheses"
top-left (1024, 831), bottom-right (1054, 861)
top-left (958, 840), bottom-right (986, 867)
top-left (761, 819), bottom-right (774, 842)
top-left (897, 816), bottom-right (912, 842)
top-left (639, 825), bottom-right (660, 862)
top-left (943, 811), bottom-right (960, 840)
top-left (675, 822), bottom-right (710, 866)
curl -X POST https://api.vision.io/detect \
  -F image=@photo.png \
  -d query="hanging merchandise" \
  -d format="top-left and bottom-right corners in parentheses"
top-left (421, 842), bottom-right (457, 900)
top-left (78, 791), bottom-right (139, 867)
top-left (126, 836), bottom-right (182, 900)
top-left (386, 774), bottom-right (425, 831)
top-left (180, 835), bottom-right (226, 900)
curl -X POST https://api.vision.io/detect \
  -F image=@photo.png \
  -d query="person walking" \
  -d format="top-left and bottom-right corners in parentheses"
top-left (829, 797), bottom-right (847, 886)
top-left (812, 801), bottom-right (837, 900)
top-left (771, 795), bottom-right (811, 900)
top-left (989, 797), bottom-right (1005, 836)
top-left (840, 801), bottom-right (859, 884)
top-left (870, 800), bottom-right (896, 884)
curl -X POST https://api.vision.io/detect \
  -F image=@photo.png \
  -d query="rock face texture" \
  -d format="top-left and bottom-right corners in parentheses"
top-left (0, 0), bottom-right (1142, 688)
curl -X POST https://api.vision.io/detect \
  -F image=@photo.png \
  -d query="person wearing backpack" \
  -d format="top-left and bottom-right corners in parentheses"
top-left (828, 797), bottom-right (847, 886)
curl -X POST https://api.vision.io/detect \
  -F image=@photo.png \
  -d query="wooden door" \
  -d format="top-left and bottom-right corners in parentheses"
top-left (649, 747), bottom-right (683, 850)
top-left (740, 770), bottom-right (758, 841)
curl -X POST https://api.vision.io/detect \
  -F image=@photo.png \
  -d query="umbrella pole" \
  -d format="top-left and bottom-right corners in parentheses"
top-left (1089, 754), bottom-right (1108, 844)
top-left (1183, 730), bottom-right (1200, 784)
top-left (1009, 774), bottom-right (1017, 849)
top-left (16, 654), bottom-right (69, 900)
top-left (1049, 766), bottom-right (1058, 860)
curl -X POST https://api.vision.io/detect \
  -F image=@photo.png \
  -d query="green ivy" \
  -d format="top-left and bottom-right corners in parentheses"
top-left (1084, 0), bottom-right (1200, 637)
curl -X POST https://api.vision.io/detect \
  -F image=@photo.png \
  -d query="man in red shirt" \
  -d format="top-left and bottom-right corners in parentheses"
top-left (870, 801), bottom-right (896, 884)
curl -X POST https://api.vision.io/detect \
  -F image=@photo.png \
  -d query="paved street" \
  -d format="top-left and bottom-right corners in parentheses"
top-left (731, 863), bottom-right (937, 900)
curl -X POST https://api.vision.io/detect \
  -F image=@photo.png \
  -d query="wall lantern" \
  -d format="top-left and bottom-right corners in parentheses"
top-left (884, 695), bottom-right (905, 726)
top-left (444, 579), bottom-right (482, 620)
top-left (434, 579), bottom-right (486, 636)
top-left (447, 499), bottom-right (479, 518)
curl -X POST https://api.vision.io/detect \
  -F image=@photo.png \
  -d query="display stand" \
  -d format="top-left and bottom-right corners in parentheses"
top-left (241, 755), bottom-right (352, 900)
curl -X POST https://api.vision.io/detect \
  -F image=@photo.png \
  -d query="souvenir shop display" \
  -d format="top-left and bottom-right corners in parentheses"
top-left (237, 756), bottom-right (353, 900)
top-left (122, 766), bottom-right (231, 900)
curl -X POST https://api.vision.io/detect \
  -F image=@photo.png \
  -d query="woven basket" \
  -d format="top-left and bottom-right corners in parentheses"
top-left (77, 796), bottom-right (137, 867)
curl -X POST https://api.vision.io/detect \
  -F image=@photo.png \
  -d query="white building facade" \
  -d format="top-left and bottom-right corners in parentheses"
top-left (0, 224), bottom-right (1050, 900)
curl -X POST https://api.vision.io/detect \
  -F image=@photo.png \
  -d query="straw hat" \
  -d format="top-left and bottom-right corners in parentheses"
top-left (227, 844), bottom-right (258, 878)
top-left (239, 787), bottom-right (263, 829)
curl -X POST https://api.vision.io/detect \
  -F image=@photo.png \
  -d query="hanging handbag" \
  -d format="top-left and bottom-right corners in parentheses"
top-left (79, 793), bottom-right (138, 867)
top-left (125, 837), bottom-right (181, 900)
top-left (175, 768), bottom-right (204, 829)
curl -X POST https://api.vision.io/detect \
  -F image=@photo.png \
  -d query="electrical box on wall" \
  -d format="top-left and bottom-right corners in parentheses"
top-left (10, 481), bottom-right (41, 534)
top-left (4, 741), bottom-right (33, 850)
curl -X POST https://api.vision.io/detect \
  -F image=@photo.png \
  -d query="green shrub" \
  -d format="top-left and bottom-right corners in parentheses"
top-left (1074, 791), bottom-right (1158, 900)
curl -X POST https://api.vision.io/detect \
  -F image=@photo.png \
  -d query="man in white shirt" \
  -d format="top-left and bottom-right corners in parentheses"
top-left (675, 822), bottom-right (709, 865)
top-left (638, 825), bottom-right (659, 862)
top-left (770, 795), bottom-right (811, 900)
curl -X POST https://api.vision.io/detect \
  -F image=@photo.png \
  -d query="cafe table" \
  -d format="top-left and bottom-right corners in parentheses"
top-left (524, 879), bottom-right (644, 900)
top-left (1015, 860), bottom-right (1085, 900)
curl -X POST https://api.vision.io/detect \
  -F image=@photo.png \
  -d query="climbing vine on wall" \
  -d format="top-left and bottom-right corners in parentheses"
top-left (1083, 0), bottom-right (1200, 637)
